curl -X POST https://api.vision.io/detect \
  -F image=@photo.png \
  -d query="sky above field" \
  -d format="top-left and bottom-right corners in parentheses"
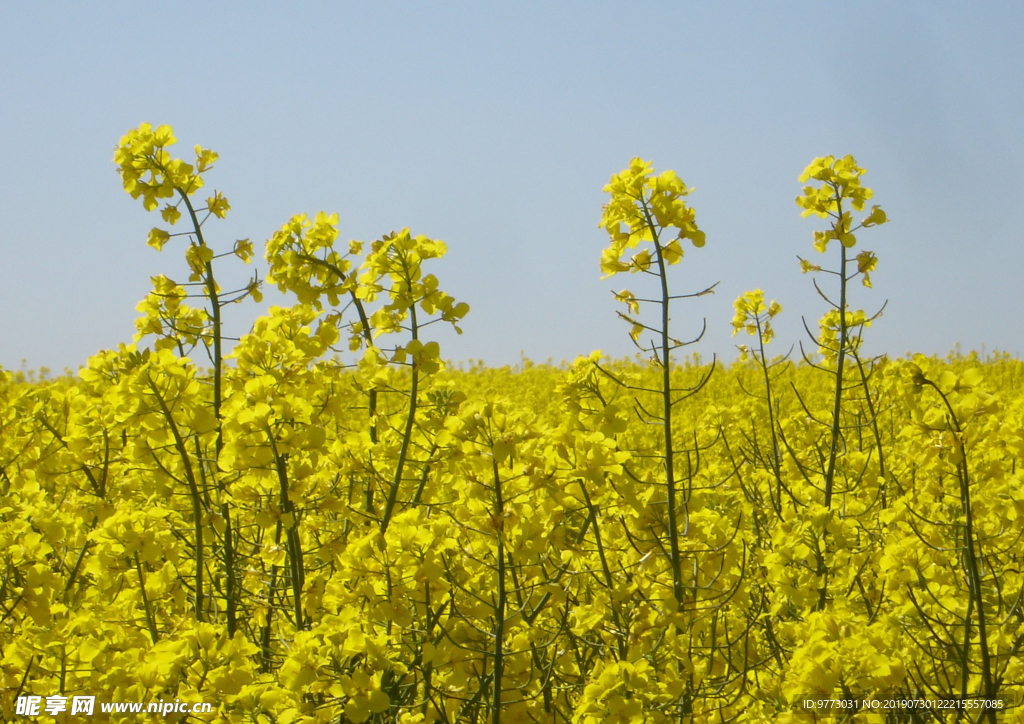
top-left (2, 1), bottom-right (1022, 374)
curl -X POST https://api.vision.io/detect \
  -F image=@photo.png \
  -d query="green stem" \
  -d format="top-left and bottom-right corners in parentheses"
top-left (581, 482), bottom-right (627, 660)
top-left (641, 199), bottom-right (685, 611)
top-left (925, 381), bottom-right (997, 721)
top-left (817, 194), bottom-right (848, 612)
top-left (260, 520), bottom-right (283, 673)
top-left (293, 252), bottom-right (379, 513)
top-left (380, 251), bottom-right (421, 537)
top-left (178, 189), bottom-right (236, 637)
top-left (271, 438), bottom-right (304, 630)
top-left (754, 317), bottom-right (786, 515)
top-left (852, 352), bottom-right (887, 506)
top-left (491, 458), bottom-right (506, 724)
top-left (823, 196), bottom-right (848, 509)
top-left (146, 376), bottom-right (205, 621)
top-left (134, 553), bottom-right (159, 644)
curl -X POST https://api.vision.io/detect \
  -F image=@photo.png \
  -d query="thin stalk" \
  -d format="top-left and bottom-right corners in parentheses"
top-left (260, 519), bottom-right (283, 673)
top-left (177, 191), bottom-right (223, 430)
top-left (380, 251), bottom-right (421, 537)
top-left (491, 458), bottom-right (506, 724)
top-left (292, 251), bottom-right (379, 513)
top-left (925, 381), bottom-right (997, 722)
top-left (147, 376), bottom-right (205, 621)
top-left (754, 316), bottom-right (787, 514)
top-left (817, 195), bottom-right (848, 612)
top-left (134, 553), bottom-right (159, 644)
top-left (823, 195), bottom-right (848, 508)
top-left (178, 189), bottom-right (237, 637)
top-left (271, 440), bottom-right (305, 631)
top-left (581, 483), bottom-right (628, 660)
top-left (641, 199), bottom-right (685, 610)
top-left (852, 352), bottom-right (887, 505)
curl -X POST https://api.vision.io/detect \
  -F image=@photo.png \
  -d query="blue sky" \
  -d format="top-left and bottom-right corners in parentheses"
top-left (2, 1), bottom-right (1022, 373)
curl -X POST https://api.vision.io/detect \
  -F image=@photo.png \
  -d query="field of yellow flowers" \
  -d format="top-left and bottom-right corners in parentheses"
top-left (1, 125), bottom-right (1022, 723)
